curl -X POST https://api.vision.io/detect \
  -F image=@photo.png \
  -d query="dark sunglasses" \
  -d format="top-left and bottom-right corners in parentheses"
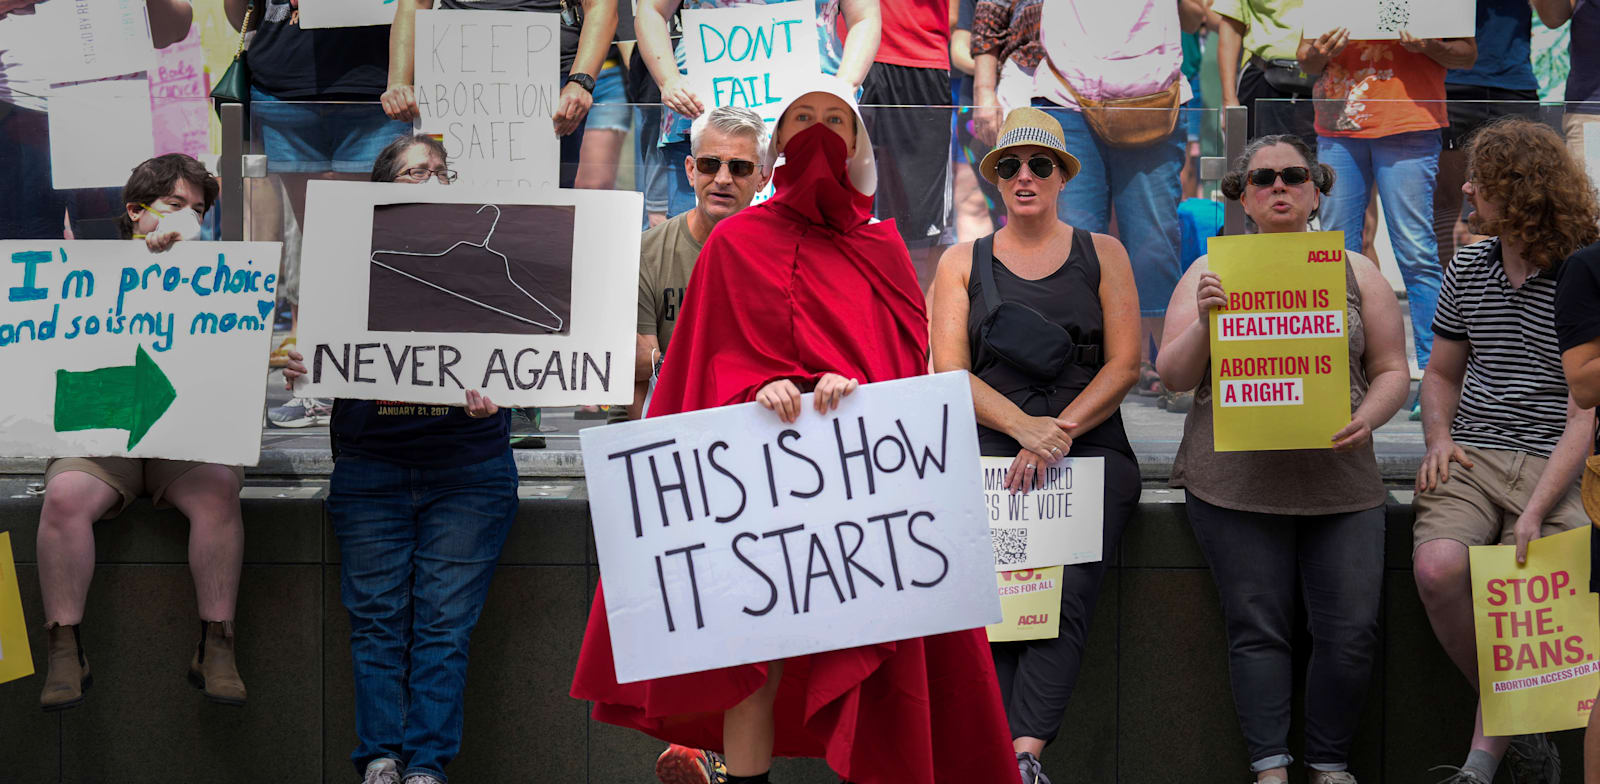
top-left (1247, 166), bottom-right (1311, 187)
top-left (995, 155), bottom-right (1058, 181)
top-left (695, 156), bottom-right (758, 177)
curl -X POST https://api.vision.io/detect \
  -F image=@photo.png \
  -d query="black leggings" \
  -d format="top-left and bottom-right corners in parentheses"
top-left (990, 446), bottom-right (1139, 743)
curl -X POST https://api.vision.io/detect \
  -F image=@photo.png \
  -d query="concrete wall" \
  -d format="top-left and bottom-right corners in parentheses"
top-left (0, 479), bottom-right (1582, 784)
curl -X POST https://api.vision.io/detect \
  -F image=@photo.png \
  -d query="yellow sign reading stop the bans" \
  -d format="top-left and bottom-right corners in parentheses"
top-left (1206, 231), bottom-right (1351, 452)
top-left (0, 532), bottom-right (34, 685)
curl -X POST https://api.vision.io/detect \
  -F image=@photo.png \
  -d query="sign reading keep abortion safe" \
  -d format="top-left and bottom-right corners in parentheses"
top-left (0, 242), bottom-right (283, 465)
top-left (582, 372), bottom-right (1001, 683)
top-left (682, 2), bottom-right (822, 125)
top-left (413, 10), bottom-right (561, 189)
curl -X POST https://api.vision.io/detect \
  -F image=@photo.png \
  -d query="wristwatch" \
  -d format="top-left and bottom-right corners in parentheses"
top-left (565, 73), bottom-right (596, 94)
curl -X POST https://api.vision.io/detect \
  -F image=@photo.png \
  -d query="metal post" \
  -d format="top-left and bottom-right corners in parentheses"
top-left (219, 103), bottom-right (244, 241)
top-left (1223, 104), bottom-right (1248, 237)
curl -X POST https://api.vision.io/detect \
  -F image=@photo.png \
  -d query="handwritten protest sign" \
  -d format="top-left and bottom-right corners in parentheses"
top-left (36, 0), bottom-right (155, 84)
top-left (582, 372), bottom-right (999, 683)
top-left (49, 78), bottom-right (156, 190)
top-left (413, 10), bottom-right (560, 189)
top-left (296, 181), bottom-right (640, 407)
top-left (1206, 232), bottom-right (1351, 452)
top-left (0, 241), bottom-right (282, 465)
top-left (0, 532), bottom-right (32, 686)
top-left (981, 456), bottom-right (1103, 571)
top-left (300, 0), bottom-right (398, 29)
top-left (1471, 525), bottom-right (1600, 735)
top-left (681, 3), bottom-right (822, 126)
top-left (1303, 0), bottom-right (1473, 41)
top-left (988, 566), bottom-right (1063, 643)
top-left (150, 25), bottom-right (209, 160)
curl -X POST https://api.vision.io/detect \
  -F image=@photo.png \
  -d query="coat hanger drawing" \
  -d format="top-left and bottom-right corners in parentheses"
top-left (369, 204), bottom-right (565, 333)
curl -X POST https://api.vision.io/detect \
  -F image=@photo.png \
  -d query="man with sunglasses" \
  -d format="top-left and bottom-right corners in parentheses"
top-left (615, 105), bottom-right (772, 425)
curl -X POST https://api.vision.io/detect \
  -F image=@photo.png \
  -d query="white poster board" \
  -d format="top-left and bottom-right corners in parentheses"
top-left (413, 10), bottom-right (561, 189)
top-left (36, 0), bottom-right (155, 84)
top-left (48, 78), bottom-right (156, 190)
top-left (294, 181), bottom-right (641, 407)
top-left (583, 372), bottom-right (1000, 683)
top-left (981, 456), bottom-right (1104, 571)
top-left (1302, 0), bottom-right (1474, 41)
top-left (0, 241), bottom-right (283, 465)
top-left (299, 0), bottom-right (399, 29)
top-left (681, 3), bottom-right (822, 126)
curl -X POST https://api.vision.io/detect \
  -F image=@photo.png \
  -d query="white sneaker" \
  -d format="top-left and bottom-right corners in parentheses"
top-left (266, 397), bottom-right (333, 428)
top-left (362, 758), bottom-right (400, 784)
top-left (402, 775), bottom-right (443, 784)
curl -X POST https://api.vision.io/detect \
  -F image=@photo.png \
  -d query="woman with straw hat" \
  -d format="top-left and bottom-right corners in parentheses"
top-left (930, 107), bottom-right (1143, 784)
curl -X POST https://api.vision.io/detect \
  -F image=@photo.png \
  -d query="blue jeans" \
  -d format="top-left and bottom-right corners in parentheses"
top-left (662, 138), bottom-right (696, 218)
top-left (1036, 102), bottom-right (1185, 317)
top-left (329, 451), bottom-right (518, 782)
top-left (634, 105), bottom-right (671, 222)
top-left (1317, 131), bottom-right (1442, 368)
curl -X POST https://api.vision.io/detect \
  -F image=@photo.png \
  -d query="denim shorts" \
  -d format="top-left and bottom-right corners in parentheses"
top-left (250, 86), bottom-right (412, 174)
top-left (586, 64), bottom-right (630, 133)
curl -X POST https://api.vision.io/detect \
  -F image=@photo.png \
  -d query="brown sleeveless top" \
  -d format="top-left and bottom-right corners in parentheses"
top-left (1169, 260), bottom-right (1387, 515)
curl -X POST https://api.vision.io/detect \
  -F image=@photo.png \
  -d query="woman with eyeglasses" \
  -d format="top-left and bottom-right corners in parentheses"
top-left (573, 77), bottom-right (1018, 784)
top-left (282, 133), bottom-right (516, 784)
top-left (1156, 134), bottom-right (1409, 784)
top-left (927, 107), bottom-right (1141, 784)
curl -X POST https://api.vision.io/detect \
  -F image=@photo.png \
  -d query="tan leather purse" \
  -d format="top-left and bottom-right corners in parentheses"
top-left (1049, 59), bottom-right (1182, 149)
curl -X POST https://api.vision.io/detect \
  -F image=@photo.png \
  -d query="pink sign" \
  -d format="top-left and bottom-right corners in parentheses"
top-left (149, 25), bottom-right (210, 159)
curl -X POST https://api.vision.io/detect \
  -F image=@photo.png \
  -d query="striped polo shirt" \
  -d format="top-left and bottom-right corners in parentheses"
top-left (1432, 238), bottom-right (1570, 457)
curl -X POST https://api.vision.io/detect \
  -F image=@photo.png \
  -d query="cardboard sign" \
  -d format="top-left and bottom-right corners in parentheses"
top-left (413, 10), bottom-right (561, 189)
top-left (36, 0), bottom-right (155, 84)
top-left (49, 78), bottom-right (156, 190)
top-left (0, 241), bottom-right (280, 464)
top-left (1302, 0), bottom-right (1474, 41)
top-left (1206, 232), bottom-right (1351, 452)
top-left (582, 372), bottom-right (1000, 683)
top-left (681, 3), bottom-right (822, 126)
top-left (295, 181), bottom-right (641, 407)
top-left (981, 456), bottom-right (1103, 571)
top-left (0, 532), bottom-right (32, 686)
top-left (988, 566), bottom-right (1063, 643)
top-left (1471, 525), bottom-right (1600, 735)
top-left (299, 0), bottom-right (398, 29)
top-left (149, 25), bottom-right (210, 160)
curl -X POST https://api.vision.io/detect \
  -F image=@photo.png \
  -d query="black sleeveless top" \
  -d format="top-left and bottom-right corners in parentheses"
top-left (966, 229), bottom-right (1135, 460)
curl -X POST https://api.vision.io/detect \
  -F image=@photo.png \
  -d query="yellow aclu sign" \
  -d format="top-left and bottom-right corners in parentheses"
top-left (0, 532), bottom-right (34, 685)
top-left (987, 567), bottom-right (1063, 643)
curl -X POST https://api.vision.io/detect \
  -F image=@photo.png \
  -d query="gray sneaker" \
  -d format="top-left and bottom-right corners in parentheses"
top-left (1310, 772), bottom-right (1358, 784)
top-left (402, 775), bottom-right (442, 784)
top-left (1017, 751), bottom-right (1053, 784)
top-left (1506, 733), bottom-right (1561, 784)
top-left (1430, 766), bottom-right (1490, 784)
top-left (361, 758), bottom-right (400, 784)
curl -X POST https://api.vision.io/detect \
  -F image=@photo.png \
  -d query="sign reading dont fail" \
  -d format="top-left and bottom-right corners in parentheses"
top-left (583, 372), bottom-right (1000, 683)
top-left (1206, 232), bottom-right (1352, 452)
top-left (681, 2), bottom-right (822, 125)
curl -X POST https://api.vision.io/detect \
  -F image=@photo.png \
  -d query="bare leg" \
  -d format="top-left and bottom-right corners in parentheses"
top-left (1013, 736), bottom-right (1045, 757)
top-left (163, 465), bottom-right (244, 622)
top-left (575, 128), bottom-right (626, 191)
top-left (1586, 689), bottom-right (1600, 784)
top-left (1415, 539), bottom-right (1511, 758)
top-left (36, 473), bottom-right (120, 624)
top-left (1141, 316), bottom-right (1165, 364)
top-left (951, 161), bottom-right (994, 242)
top-left (1257, 767), bottom-right (1289, 782)
top-left (723, 661), bottom-right (783, 776)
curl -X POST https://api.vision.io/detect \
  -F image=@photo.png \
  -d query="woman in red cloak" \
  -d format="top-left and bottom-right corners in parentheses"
top-left (570, 77), bottom-right (1018, 784)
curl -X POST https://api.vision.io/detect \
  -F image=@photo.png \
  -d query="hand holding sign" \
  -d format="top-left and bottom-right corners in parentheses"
top-left (661, 74), bottom-right (707, 119)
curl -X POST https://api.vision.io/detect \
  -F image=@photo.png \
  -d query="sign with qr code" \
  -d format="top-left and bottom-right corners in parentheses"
top-left (981, 456), bottom-right (1104, 571)
top-left (583, 372), bottom-right (1000, 683)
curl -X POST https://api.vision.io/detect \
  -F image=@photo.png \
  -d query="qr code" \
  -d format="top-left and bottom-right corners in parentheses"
top-left (992, 528), bottom-right (1029, 566)
top-left (1376, 0), bottom-right (1411, 33)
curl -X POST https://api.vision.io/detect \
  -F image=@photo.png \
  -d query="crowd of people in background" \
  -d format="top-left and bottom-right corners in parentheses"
top-left (5, 1), bottom-right (1600, 784)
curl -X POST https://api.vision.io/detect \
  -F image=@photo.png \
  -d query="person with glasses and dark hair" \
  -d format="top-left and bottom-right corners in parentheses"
top-left (927, 107), bottom-right (1141, 784)
top-left (282, 133), bottom-right (515, 784)
top-left (1158, 133), bottom-right (1410, 784)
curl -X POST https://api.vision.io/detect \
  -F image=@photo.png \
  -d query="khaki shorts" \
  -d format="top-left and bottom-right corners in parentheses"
top-left (44, 458), bottom-right (244, 520)
top-left (1414, 444), bottom-right (1590, 551)
top-left (1564, 113), bottom-right (1600, 166)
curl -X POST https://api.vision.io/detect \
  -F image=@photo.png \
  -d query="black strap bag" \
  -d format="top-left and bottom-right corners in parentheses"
top-left (974, 233), bottom-right (1100, 381)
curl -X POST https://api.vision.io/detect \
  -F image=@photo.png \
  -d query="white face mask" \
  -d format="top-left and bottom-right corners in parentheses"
top-left (153, 206), bottom-right (203, 240)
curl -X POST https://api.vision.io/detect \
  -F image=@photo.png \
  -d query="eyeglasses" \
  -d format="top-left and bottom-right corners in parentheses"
top-left (1246, 166), bottom-right (1310, 187)
top-left (695, 156), bottom-right (758, 177)
top-left (398, 167), bottom-right (457, 184)
top-left (995, 155), bottom-right (1057, 180)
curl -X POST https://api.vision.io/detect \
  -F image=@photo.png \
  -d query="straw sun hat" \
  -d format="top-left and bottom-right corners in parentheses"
top-left (978, 107), bottom-right (1082, 186)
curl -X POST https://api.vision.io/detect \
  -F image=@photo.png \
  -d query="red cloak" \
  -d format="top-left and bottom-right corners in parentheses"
top-left (571, 124), bottom-right (1018, 784)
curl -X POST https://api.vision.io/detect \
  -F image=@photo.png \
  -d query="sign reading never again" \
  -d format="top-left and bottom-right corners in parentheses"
top-left (582, 372), bottom-right (1001, 683)
top-left (0, 241), bottom-right (282, 465)
top-left (1206, 231), bottom-right (1352, 452)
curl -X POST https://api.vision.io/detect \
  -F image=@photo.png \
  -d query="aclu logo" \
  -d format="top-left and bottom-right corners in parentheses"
top-left (1308, 250), bottom-right (1344, 263)
top-left (1018, 614), bottom-right (1051, 626)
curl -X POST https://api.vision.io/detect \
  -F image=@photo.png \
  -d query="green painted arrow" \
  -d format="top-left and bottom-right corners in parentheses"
top-left (54, 345), bottom-right (177, 450)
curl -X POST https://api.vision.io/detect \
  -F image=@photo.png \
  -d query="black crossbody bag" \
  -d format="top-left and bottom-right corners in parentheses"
top-left (975, 234), bottom-right (1101, 380)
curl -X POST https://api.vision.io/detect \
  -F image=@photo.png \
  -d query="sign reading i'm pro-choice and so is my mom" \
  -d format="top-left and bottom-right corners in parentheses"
top-left (1206, 231), bottom-right (1351, 452)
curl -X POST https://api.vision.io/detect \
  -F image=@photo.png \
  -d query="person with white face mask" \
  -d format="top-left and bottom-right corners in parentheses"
top-left (38, 154), bottom-right (250, 713)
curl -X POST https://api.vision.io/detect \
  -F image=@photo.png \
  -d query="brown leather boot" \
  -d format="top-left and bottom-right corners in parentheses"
top-left (187, 620), bottom-right (246, 706)
top-left (39, 622), bottom-right (91, 712)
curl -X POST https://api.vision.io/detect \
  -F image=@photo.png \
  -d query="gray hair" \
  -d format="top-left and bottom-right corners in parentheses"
top-left (689, 105), bottom-right (769, 167)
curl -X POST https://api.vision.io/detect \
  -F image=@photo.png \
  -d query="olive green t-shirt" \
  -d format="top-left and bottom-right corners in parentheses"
top-left (637, 211), bottom-right (705, 351)
top-left (1215, 0), bottom-right (1305, 64)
